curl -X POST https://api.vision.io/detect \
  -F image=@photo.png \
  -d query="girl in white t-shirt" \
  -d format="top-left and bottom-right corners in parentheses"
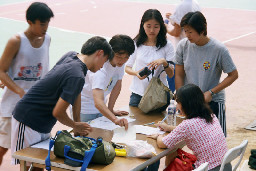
top-left (125, 9), bottom-right (175, 112)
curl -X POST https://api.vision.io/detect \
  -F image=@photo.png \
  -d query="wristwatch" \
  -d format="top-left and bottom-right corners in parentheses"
top-left (209, 89), bottom-right (215, 96)
top-left (163, 63), bottom-right (169, 69)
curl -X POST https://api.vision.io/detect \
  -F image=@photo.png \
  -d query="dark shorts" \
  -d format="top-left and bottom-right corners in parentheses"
top-left (129, 92), bottom-right (171, 112)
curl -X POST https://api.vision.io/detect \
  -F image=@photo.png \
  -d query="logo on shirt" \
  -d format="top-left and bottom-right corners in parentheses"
top-left (105, 78), bottom-right (113, 91)
top-left (14, 63), bottom-right (43, 81)
top-left (203, 61), bottom-right (210, 70)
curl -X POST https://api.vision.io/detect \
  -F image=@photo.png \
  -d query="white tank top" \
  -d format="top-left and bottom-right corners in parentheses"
top-left (0, 32), bottom-right (50, 117)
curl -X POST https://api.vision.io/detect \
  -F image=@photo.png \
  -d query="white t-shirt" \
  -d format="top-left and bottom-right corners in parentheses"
top-left (170, 0), bottom-right (201, 48)
top-left (81, 60), bottom-right (125, 114)
top-left (126, 41), bottom-right (175, 96)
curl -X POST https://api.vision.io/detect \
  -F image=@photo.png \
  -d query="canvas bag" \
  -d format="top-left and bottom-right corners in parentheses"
top-left (139, 69), bottom-right (173, 113)
top-left (164, 148), bottom-right (197, 171)
top-left (45, 130), bottom-right (116, 171)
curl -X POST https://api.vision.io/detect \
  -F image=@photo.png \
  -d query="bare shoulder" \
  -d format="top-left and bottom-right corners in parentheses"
top-left (7, 34), bottom-right (21, 47)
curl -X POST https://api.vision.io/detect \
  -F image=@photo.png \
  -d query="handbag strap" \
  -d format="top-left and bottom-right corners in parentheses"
top-left (45, 130), bottom-right (61, 171)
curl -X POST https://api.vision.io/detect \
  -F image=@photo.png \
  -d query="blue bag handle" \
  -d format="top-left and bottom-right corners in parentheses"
top-left (45, 131), bottom-right (61, 171)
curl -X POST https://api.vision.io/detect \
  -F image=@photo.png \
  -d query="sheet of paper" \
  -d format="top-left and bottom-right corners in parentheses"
top-left (31, 139), bottom-right (52, 151)
top-left (89, 116), bottom-right (135, 131)
top-left (111, 126), bottom-right (136, 143)
top-left (134, 125), bottom-right (165, 135)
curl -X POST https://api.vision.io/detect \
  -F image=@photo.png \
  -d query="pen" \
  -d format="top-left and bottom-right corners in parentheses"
top-left (143, 122), bottom-right (155, 126)
top-left (161, 115), bottom-right (168, 123)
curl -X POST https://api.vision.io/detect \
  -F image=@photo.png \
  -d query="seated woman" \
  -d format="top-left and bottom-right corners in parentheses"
top-left (149, 84), bottom-right (232, 171)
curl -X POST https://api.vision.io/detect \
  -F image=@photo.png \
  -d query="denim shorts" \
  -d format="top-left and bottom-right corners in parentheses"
top-left (80, 113), bottom-right (103, 122)
top-left (129, 92), bottom-right (171, 112)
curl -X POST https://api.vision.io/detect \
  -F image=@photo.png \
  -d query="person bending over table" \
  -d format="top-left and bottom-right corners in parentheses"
top-left (11, 36), bottom-right (113, 170)
top-left (80, 34), bottom-right (135, 130)
top-left (149, 84), bottom-right (232, 171)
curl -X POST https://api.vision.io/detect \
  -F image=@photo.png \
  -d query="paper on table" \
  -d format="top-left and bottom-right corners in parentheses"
top-left (134, 125), bottom-right (165, 135)
top-left (89, 116), bottom-right (136, 131)
top-left (31, 139), bottom-right (52, 151)
top-left (111, 126), bottom-right (136, 143)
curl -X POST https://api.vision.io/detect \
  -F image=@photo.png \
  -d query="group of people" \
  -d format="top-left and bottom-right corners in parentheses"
top-left (0, 1), bottom-right (238, 171)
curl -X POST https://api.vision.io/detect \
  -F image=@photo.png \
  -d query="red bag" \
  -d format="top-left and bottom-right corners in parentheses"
top-left (164, 148), bottom-right (197, 171)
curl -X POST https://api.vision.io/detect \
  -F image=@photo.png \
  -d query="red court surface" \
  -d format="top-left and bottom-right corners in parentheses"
top-left (0, 0), bottom-right (256, 170)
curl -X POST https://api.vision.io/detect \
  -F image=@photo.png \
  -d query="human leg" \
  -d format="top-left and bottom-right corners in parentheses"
top-left (11, 117), bottom-right (50, 166)
top-left (209, 101), bottom-right (226, 137)
top-left (0, 117), bottom-right (11, 165)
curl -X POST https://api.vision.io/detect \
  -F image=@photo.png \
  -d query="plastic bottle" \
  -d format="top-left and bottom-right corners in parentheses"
top-left (167, 100), bottom-right (176, 126)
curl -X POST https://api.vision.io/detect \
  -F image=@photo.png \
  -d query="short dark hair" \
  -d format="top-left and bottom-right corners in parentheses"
top-left (109, 34), bottom-right (135, 56)
top-left (26, 2), bottom-right (54, 23)
top-left (134, 9), bottom-right (167, 50)
top-left (180, 11), bottom-right (207, 36)
top-left (175, 84), bottom-right (213, 123)
top-left (81, 36), bottom-right (113, 60)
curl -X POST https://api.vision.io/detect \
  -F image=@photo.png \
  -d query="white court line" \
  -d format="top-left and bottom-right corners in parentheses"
top-left (0, 16), bottom-right (111, 39)
top-left (223, 31), bottom-right (256, 44)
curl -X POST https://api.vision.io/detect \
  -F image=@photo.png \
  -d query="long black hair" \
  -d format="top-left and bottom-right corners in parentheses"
top-left (175, 84), bottom-right (213, 123)
top-left (134, 9), bottom-right (167, 50)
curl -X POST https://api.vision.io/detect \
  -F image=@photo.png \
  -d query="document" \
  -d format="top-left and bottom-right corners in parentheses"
top-left (134, 125), bottom-right (165, 135)
top-left (31, 139), bottom-right (52, 151)
top-left (111, 126), bottom-right (136, 143)
top-left (89, 116), bottom-right (136, 131)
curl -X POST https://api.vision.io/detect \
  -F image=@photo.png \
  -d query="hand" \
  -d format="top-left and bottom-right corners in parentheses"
top-left (147, 134), bottom-right (159, 140)
top-left (147, 58), bottom-right (167, 70)
top-left (17, 88), bottom-right (25, 98)
top-left (113, 110), bottom-right (129, 116)
top-left (155, 121), bottom-right (171, 132)
top-left (136, 68), bottom-right (149, 80)
top-left (0, 81), bottom-right (5, 89)
top-left (204, 91), bottom-right (212, 103)
top-left (73, 122), bottom-right (92, 136)
top-left (114, 118), bottom-right (128, 130)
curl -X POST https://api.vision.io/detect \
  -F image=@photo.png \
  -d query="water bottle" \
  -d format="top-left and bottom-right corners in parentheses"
top-left (167, 100), bottom-right (176, 126)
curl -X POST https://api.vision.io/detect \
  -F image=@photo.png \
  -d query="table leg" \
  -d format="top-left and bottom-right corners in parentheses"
top-left (20, 160), bottom-right (27, 171)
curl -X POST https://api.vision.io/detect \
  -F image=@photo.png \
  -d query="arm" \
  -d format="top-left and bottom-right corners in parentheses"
top-left (157, 134), bottom-right (168, 148)
top-left (53, 97), bottom-right (92, 136)
top-left (166, 23), bottom-right (181, 37)
top-left (204, 69), bottom-right (238, 102)
top-left (0, 35), bottom-right (25, 98)
top-left (93, 88), bottom-right (128, 130)
top-left (108, 80), bottom-right (129, 116)
top-left (147, 58), bottom-right (174, 78)
top-left (175, 64), bottom-right (185, 90)
top-left (72, 93), bottom-right (81, 122)
top-left (125, 66), bottom-right (148, 80)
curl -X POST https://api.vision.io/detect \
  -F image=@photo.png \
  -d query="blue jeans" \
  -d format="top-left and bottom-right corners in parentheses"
top-left (209, 163), bottom-right (232, 171)
top-left (167, 64), bottom-right (175, 93)
top-left (142, 160), bottom-right (160, 171)
top-left (129, 92), bottom-right (170, 112)
top-left (80, 113), bottom-right (103, 122)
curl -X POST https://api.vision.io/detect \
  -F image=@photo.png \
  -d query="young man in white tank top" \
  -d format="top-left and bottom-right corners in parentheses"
top-left (0, 2), bottom-right (54, 166)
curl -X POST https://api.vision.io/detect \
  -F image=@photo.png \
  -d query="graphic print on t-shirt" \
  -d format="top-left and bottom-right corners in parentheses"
top-left (14, 63), bottom-right (42, 81)
top-left (203, 61), bottom-right (211, 70)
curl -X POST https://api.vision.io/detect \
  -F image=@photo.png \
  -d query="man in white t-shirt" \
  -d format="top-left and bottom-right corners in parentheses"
top-left (80, 35), bottom-right (135, 130)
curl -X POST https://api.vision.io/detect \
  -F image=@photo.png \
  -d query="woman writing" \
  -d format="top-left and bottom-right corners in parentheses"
top-left (150, 84), bottom-right (231, 171)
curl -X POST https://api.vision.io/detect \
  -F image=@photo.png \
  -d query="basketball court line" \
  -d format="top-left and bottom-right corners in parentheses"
top-left (223, 31), bottom-right (256, 44)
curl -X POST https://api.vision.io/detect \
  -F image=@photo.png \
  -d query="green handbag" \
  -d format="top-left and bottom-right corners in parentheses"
top-left (45, 130), bottom-right (116, 171)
